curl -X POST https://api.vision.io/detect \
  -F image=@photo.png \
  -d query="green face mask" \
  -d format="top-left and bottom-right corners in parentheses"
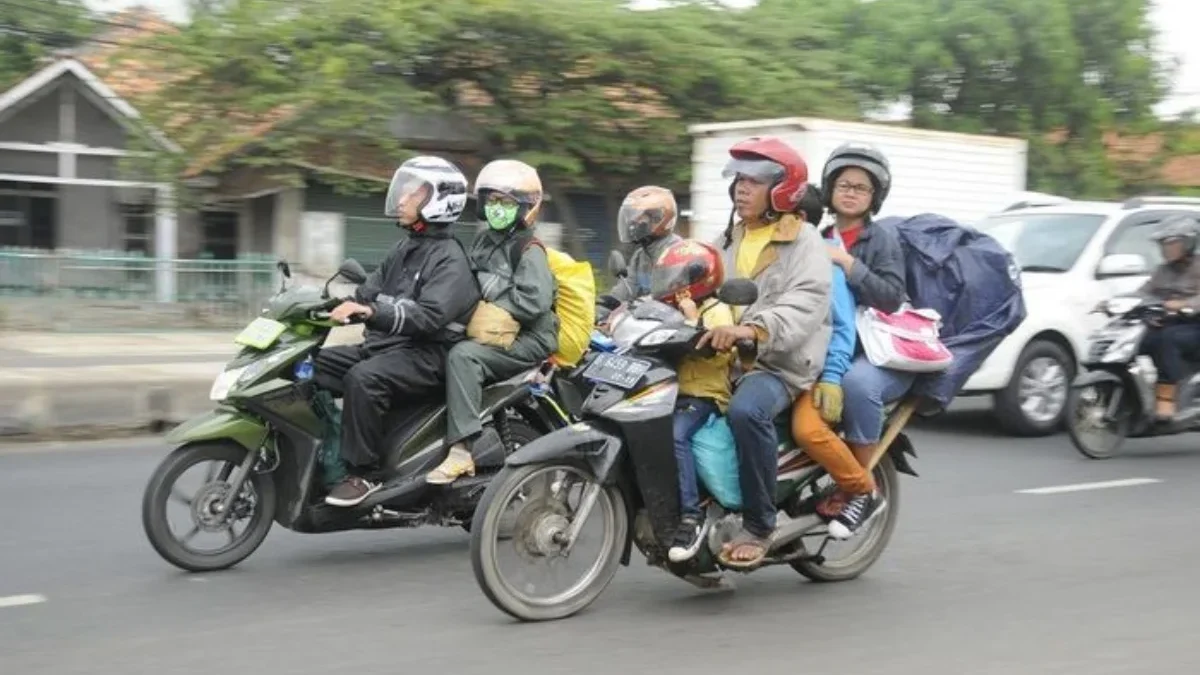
top-left (485, 201), bottom-right (519, 230)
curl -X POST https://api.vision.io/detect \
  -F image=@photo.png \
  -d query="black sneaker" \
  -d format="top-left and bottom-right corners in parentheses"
top-left (668, 515), bottom-right (705, 563)
top-left (828, 491), bottom-right (886, 540)
top-left (324, 476), bottom-right (381, 507)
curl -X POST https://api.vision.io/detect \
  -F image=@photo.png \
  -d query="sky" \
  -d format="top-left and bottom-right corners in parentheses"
top-left (82, 0), bottom-right (1200, 119)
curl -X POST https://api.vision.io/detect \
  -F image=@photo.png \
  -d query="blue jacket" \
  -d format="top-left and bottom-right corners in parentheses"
top-left (820, 231), bottom-right (857, 385)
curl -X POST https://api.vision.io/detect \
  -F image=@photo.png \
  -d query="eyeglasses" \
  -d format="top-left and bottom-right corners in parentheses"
top-left (835, 181), bottom-right (874, 196)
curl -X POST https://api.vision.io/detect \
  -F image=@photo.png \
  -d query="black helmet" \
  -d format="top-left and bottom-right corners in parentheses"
top-left (1152, 215), bottom-right (1200, 254)
top-left (821, 142), bottom-right (891, 214)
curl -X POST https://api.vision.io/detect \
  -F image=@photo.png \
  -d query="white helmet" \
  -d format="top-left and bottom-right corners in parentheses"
top-left (384, 155), bottom-right (468, 226)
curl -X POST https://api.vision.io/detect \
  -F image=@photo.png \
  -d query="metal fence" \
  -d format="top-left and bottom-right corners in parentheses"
top-left (0, 248), bottom-right (281, 331)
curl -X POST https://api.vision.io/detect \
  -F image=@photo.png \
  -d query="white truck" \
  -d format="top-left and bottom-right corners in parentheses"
top-left (686, 116), bottom-right (1029, 242)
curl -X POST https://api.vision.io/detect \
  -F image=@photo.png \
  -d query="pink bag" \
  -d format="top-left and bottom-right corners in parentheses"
top-left (855, 305), bottom-right (953, 373)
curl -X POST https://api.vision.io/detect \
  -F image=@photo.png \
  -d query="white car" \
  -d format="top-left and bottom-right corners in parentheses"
top-left (961, 196), bottom-right (1200, 436)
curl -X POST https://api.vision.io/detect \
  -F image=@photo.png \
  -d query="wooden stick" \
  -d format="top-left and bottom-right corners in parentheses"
top-left (866, 397), bottom-right (919, 472)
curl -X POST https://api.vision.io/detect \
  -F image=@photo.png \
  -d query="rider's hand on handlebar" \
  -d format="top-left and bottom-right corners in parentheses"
top-left (697, 324), bottom-right (758, 352)
top-left (330, 301), bottom-right (373, 324)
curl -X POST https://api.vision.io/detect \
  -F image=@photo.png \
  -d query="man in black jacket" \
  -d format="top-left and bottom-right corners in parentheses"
top-left (317, 155), bottom-right (481, 507)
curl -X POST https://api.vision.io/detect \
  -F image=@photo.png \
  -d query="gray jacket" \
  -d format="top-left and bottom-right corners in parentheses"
top-left (1138, 255), bottom-right (1200, 309)
top-left (610, 233), bottom-right (683, 303)
top-left (824, 219), bottom-right (908, 313)
top-left (719, 214), bottom-right (833, 397)
top-left (470, 229), bottom-right (559, 355)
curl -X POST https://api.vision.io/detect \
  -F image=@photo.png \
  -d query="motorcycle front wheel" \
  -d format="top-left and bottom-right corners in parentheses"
top-left (1066, 382), bottom-right (1132, 460)
top-left (470, 461), bottom-right (627, 622)
top-left (142, 441), bottom-right (277, 572)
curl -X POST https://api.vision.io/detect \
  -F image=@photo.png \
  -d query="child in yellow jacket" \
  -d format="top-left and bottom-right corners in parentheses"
top-left (647, 239), bottom-right (736, 564)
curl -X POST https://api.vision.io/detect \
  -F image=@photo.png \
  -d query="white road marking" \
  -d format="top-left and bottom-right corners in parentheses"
top-left (1016, 478), bottom-right (1162, 495)
top-left (0, 594), bottom-right (46, 608)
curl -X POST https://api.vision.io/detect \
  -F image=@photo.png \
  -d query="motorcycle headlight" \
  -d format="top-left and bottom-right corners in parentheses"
top-left (1100, 327), bottom-right (1143, 363)
top-left (209, 365), bottom-right (248, 401)
top-left (638, 328), bottom-right (677, 347)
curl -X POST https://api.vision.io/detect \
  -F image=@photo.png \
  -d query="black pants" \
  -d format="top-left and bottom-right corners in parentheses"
top-left (315, 342), bottom-right (448, 472)
top-left (1142, 323), bottom-right (1200, 383)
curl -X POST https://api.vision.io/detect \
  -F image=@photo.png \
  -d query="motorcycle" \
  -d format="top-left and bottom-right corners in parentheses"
top-left (141, 259), bottom-right (573, 573)
top-left (467, 278), bottom-right (919, 622)
top-left (1066, 295), bottom-right (1200, 459)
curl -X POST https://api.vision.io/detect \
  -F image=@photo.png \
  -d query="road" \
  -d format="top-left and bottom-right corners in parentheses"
top-left (2, 404), bottom-right (1198, 675)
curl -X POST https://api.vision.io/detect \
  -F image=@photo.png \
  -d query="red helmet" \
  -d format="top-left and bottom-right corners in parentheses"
top-left (650, 239), bottom-right (725, 304)
top-left (723, 136), bottom-right (809, 214)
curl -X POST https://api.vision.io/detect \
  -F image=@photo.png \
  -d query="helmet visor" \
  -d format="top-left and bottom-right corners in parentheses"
top-left (649, 260), bottom-right (706, 301)
top-left (618, 203), bottom-right (669, 244)
top-left (722, 157), bottom-right (784, 184)
top-left (384, 168), bottom-right (432, 218)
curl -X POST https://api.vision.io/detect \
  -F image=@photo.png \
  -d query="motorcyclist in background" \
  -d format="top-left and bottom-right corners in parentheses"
top-left (1137, 215), bottom-right (1200, 419)
top-left (608, 186), bottom-right (683, 303)
top-left (317, 156), bottom-right (480, 508)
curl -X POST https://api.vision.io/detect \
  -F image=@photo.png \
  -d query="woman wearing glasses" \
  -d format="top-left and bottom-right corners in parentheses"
top-left (810, 143), bottom-right (909, 537)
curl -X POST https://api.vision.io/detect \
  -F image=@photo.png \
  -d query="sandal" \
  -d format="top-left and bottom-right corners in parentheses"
top-left (717, 531), bottom-right (770, 570)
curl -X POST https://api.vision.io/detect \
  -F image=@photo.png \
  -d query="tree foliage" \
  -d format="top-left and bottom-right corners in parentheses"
top-left (120, 0), bottom-right (1181, 203)
top-left (0, 0), bottom-right (95, 89)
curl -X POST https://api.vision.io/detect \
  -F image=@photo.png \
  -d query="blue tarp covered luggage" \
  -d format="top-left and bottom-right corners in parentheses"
top-left (877, 213), bottom-right (1027, 410)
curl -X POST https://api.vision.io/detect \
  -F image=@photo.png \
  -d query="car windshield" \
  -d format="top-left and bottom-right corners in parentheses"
top-left (976, 213), bottom-right (1107, 272)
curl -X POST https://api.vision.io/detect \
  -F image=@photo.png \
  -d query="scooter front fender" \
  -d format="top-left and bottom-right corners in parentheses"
top-left (164, 407), bottom-right (268, 452)
top-left (505, 422), bottom-right (624, 485)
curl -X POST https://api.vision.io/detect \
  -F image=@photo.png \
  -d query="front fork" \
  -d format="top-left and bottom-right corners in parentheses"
top-left (216, 430), bottom-right (278, 520)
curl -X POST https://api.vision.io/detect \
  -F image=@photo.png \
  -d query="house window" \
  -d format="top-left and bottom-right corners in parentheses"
top-left (122, 203), bottom-right (155, 255)
top-left (0, 185), bottom-right (57, 249)
top-left (200, 210), bottom-right (238, 260)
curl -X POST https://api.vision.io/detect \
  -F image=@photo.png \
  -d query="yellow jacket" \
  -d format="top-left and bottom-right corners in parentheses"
top-left (678, 297), bottom-right (735, 411)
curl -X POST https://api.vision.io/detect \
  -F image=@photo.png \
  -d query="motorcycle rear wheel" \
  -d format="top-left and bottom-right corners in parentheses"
top-left (791, 455), bottom-right (899, 582)
top-left (142, 441), bottom-right (277, 572)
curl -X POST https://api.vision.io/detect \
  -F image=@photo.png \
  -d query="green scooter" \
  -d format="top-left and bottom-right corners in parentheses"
top-left (141, 259), bottom-right (567, 572)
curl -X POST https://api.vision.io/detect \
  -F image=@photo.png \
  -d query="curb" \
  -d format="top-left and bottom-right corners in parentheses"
top-left (0, 363), bottom-right (223, 439)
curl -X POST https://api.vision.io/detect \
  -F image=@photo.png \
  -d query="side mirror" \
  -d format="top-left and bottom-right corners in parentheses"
top-left (607, 250), bottom-right (628, 279)
top-left (1096, 253), bottom-right (1148, 278)
top-left (717, 278), bottom-right (759, 306)
top-left (337, 258), bottom-right (369, 284)
top-left (276, 260), bottom-right (292, 279)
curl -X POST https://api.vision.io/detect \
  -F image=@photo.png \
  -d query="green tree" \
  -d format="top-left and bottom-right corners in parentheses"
top-left (0, 0), bottom-right (95, 89)
top-left (834, 0), bottom-right (1169, 197)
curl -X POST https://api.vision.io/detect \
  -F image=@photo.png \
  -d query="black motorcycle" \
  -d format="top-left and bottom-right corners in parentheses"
top-left (467, 278), bottom-right (918, 622)
top-left (1066, 295), bottom-right (1200, 459)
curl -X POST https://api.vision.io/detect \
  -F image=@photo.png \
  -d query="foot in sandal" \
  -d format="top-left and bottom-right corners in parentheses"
top-left (717, 531), bottom-right (771, 570)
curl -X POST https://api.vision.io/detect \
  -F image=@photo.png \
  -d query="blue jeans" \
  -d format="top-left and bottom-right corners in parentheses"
top-left (840, 356), bottom-right (917, 445)
top-left (726, 371), bottom-right (792, 538)
top-left (674, 396), bottom-right (719, 519)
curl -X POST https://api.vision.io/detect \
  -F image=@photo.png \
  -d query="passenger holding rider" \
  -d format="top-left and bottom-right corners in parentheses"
top-left (641, 239), bottom-right (738, 563)
top-left (1137, 215), bottom-right (1200, 420)
top-left (698, 137), bottom-right (832, 569)
top-left (790, 185), bottom-right (884, 538)
top-left (427, 160), bottom-right (559, 484)
top-left (610, 186), bottom-right (684, 303)
top-left (817, 143), bottom-right (910, 530)
top-left (319, 156), bottom-right (480, 507)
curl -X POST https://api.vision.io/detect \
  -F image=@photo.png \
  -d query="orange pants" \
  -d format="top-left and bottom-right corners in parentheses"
top-left (791, 391), bottom-right (875, 494)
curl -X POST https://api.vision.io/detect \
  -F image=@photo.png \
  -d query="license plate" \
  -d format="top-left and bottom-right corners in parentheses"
top-left (234, 317), bottom-right (287, 350)
top-left (582, 352), bottom-right (652, 389)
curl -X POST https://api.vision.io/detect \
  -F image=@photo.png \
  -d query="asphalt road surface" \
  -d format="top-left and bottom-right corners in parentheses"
top-left (3, 403), bottom-right (1199, 675)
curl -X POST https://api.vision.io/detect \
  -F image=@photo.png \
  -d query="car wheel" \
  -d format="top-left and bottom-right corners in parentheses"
top-left (993, 340), bottom-right (1075, 437)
